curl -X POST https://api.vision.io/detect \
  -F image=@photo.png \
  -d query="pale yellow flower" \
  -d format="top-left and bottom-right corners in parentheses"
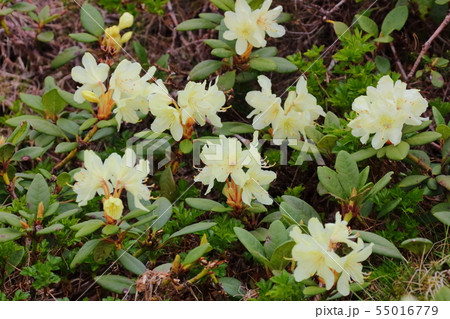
top-left (178, 81), bottom-right (226, 128)
top-left (336, 238), bottom-right (373, 296)
top-left (73, 150), bottom-right (112, 206)
top-left (71, 53), bottom-right (109, 103)
top-left (348, 75), bottom-right (428, 149)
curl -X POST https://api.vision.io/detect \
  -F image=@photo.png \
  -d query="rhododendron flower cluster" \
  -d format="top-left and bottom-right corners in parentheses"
top-left (196, 133), bottom-right (276, 205)
top-left (73, 148), bottom-right (150, 220)
top-left (348, 75), bottom-right (429, 149)
top-left (246, 75), bottom-right (325, 145)
top-left (71, 53), bottom-right (154, 124)
top-left (71, 53), bottom-right (227, 140)
top-left (290, 213), bottom-right (373, 296)
top-left (149, 79), bottom-right (226, 141)
top-left (223, 0), bottom-right (285, 55)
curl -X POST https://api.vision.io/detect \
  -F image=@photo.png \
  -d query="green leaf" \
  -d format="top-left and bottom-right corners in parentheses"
top-left (92, 240), bottom-right (114, 262)
top-left (375, 56), bottom-right (390, 73)
top-left (80, 118), bottom-right (98, 131)
top-left (10, 3), bottom-right (37, 12)
top-left (269, 240), bottom-right (295, 271)
top-left (353, 230), bottom-right (404, 260)
top-left (266, 57), bottom-right (298, 73)
top-left (91, 127), bottom-right (115, 141)
top-left (434, 286), bottom-right (450, 301)
top-left (127, 215), bottom-right (157, 229)
top-left (48, 209), bottom-right (80, 225)
top-left (366, 171), bottom-right (393, 198)
top-left (381, 5), bottom-right (408, 35)
top-left (183, 243), bottom-right (212, 266)
top-left (69, 32), bottom-right (99, 43)
top-left (55, 142), bottom-right (77, 153)
top-left (11, 147), bottom-right (45, 161)
top-left (431, 70), bottom-right (444, 88)
top-left (235, 70), bottom-right (258, 83)
top-left (80, 3), bottom-right (104, 37)
top-left (331, 21), bottom-right (349, 37)
top-left (324, 111), bottom-right (341, 128)
top-left (0, 143), bottom-right (15, 163)
top-left (398, 175), bottom-right (428, 188)
top-left (0, 228), bottom-right (23, 242)
top-left (373, 35), bottom-right (394, 43)
top-left (405, 131), bottom-right (441, 145)
top-left (56, 172), bottom-right (71, 188)
top-left (402, 120), bottom-right (432, 134)
top-left (0, 212), bottom-right (22, 228)
top-left (211, 48), bottom-right (234, 58)
top-left (116, 249), bottom-right (146, 276)
top-left (26, 174), bottom-right (50, 215)
top-left (432, 106), bottom-right (445, 126)
top-left (210, 0), bottom-right (235, 11)
top-left (250, 47), bottom-right (278, 58)
top-left (122, 205), bottom-right (157, 221)
top-left (177, 18), bottom-right (217, 31)
top-left (168, 222), bottom-right (216, 240)
top-left (203, 39), bottom-right (231, 49)
top-left (400, 238), bottom-right (433, 255)
top-left (249, 57), bottom-right (277, 72)
top-left (36, 223), bottom-right (64, 235)
top-left (95, 275), bottom-right (136, 294)
top-left (0, 8), bottom-right (13, 15)
top-left (234, 227), bottom-right (269, 265)
top-left (432, 203), bottom-right (450, 226)
top-left (317, 135), bottom-right (338, 152)
top-left (219, 277), bottom-right (245, 297)
top-left (304, 286), bottom-right (327, 296)
top-left (213, 121), bottom-right (254, 135)
top-left (149, 197), bottom-right (173, 231)
top-left (335, 151), bottom-right (359, 197)
top-left (385, 141), bottom-right (410, 160)
top-left (51, 46), bottom-right (85, 69)
top-left (317, 166), bottom-right (346, 199)
top-left (264, 220), bottom-right (288, 258)
top-left (102, 224), bottom-right (119, 236)
top-left (42, 89), bottom-right (66, 115)
top-left (31, 119), bottom-right (66, 137)
top-left (179, 139), bottom-right (193, 154)
top-left (199, 13), bottom-right (223, 24)
top-left (189, 60), bottom-right (223, 81)
top-left (159, 167), bottom-right (177, 202)
top-left (97, 118), bottom-right (117, 128)
top-left (280, 195), bottom-right (320, 225)
top-left (351, 148), bottom-right (377, 162)
top-left (74, 220), bottom-right (104, 238)
top-left (132, 41), bottom-right (148, 65)
top-left (36, 31), bottom-right (54, 42)
top-left (20, 93), bottom-right (45, 113)
top-left (185, 198), bottom-right (232, 212)
top-left (356, 15), bottom-right (379, 37)
top-left (58, 89), bottom-right (92, 111)
top-left (436, 175), bottom-right (450, 191)
top-left (6, 121), bottom-right (30, 145)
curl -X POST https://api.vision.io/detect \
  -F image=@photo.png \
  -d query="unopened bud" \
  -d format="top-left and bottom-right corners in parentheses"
top-left (118, 12), bottom-right (134, 30)
top-left (120, 31), bottom-right (133, 44)
top-left (103, 197), bottom-right (124, 220)
top-left (81, 91), bottom-right (100, 103)
top-left (37, 201), bottom-right (45, 220)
